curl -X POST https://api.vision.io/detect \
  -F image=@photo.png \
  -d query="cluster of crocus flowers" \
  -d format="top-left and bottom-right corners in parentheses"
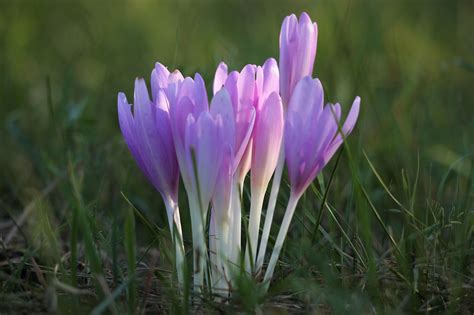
top-left (118, 12), bottom-right (360, 294)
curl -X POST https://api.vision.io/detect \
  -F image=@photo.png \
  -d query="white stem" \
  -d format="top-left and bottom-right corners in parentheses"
top-left (230, 178), bottom-right (242, 267)
top-left (210, 202), bottom-right (232, 295)
top-left (209, 211), bottom-right (217, 285)
top-left (263, 192), bottom-right (300, 289)
top-left (164, 196), bottom-right (185, 285)
top-left (256, 147), bottom-right (285, 273)
top-left (245, 185), bottom-right (266, 273)
top-left (215, 218), bottom-right (231, 295)
top-left (188, 194), bottom-right (207, 291)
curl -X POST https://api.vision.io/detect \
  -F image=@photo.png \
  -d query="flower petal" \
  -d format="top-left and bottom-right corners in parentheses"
top-left (237, 64), bottom-right (256, 110)
top-left (213, 62), bottom-right (228, 95)
top-left (251, 92), bottom-right (284, 189)
top-left (151, 62), bottom-right (170, 101)
top-left (323, 96), bottom-right (361, 164)
top-left (195, 112), bottom-right (223, 208)
top-left (210, 88), bottom-right (236, 151)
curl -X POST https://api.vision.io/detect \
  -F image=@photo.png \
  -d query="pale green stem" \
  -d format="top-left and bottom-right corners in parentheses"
top-left (263, 192), bottom-right (300, 290)
top-left (256, 147), bottom-right (285, 273)
top-left (245, 185), bottom-right (266, 273)
top-left (164, 195), bottom-right (185, 285)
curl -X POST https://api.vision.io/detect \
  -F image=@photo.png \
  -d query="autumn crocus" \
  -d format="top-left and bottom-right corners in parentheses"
top-left (246, 91), bottom-right (283, 272)
top-left (167, 72), bottom-right (236, 290)
top-left (117, 77), bottom-right (185, 283)
top-left (117, 10), bottom-right (362, 296)
top-left (279, 12), bottom-right (318, 107)
top-left (213, 59), bottom-right (279, 180)
top-left (212, 59), bottom-right (280, 271)
top-left (263, 76), bottom-right (360, 285)
top-left (256, 12), bottom-right (318, 273)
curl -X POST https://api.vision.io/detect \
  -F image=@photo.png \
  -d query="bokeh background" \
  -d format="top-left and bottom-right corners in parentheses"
top-left (0, 0), bottom-right (473, 312)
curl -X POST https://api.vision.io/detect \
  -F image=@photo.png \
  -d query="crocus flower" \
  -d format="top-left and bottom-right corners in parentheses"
top-left (255, 13), bottom-right (318, 273)
top-left (213, 59), bottom-right (279, 178)
top-left (169, 74), bottom-right (236, 289)
top-left (212, 59), bottom-right (279, 268)
top-left (169, 73), bottom-right (209, 190)
top-left (246, 91), bottom-right (284, 271)
top-left (285, 77), bottom-right (360, 198)
top-left (118, 79), bottom-right (179, 203)
top-left (279, 12), bottom-right (318, 107)
top-left (150, 62), bottom-right (185, 103)
top-left (263, 76), bottom-right (360, 285)
top-left (117, 76), bottom-right (185, 282)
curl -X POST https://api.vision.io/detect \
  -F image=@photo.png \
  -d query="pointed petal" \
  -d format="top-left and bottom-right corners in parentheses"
top-left (237, 64), bottom-right (256, 110)
top-left (324, 96), bottom-right (361, 164)
top-left (287, 77), bottom-right (323, 125)
top-left (193, 73), bottom-right (209, 114)
top-left (279, 14), bottom-right (298, 105)
top-left (342, 96), bottom-right (361, 135)
top-left (262, 58), bottom-right (279, 99)
top-left (213, 62), bottom-right (228, 95)
top-left (234, 106), bottom-right (255, 171)
top-left (212, 144), bottom-right (233, 224)
top-left (195, 112), bottom-right (223, 207)
top-left (133, 79), bottom-right (169, 193)
top-left (224, 71), bottom-right (239, 112)
top-left (170, 96), bottom-right (195, 169)
top-left (168, 69), bottom-right (184, 84)
top-left (251, 92), bottom-right (284, 189)
top-left (118, 93), bottom-right (148, 179)
top-left (293, 13), bottom-right (317, 90)
top-left (151, 62), bottom-right (170, 101)
top-left (210, 89), bottom-right (235, 150)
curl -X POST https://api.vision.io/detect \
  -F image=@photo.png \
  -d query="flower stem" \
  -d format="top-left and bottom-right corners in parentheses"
top-left (245, 185), bottom-right (266, 273)
top-left (164, 195), bottom-right (185, 285)
top-left (256, 147), bottom-right (285, 273)
top-left (188, 194), bottom-right (207, 292)
top-left (263, 192), bottom-right (300, 289)
top-left (230, 178), bottom-right (242, 267)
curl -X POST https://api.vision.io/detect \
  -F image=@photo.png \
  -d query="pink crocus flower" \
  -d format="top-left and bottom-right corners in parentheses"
top-left (212, 59), bottom-right (280, 270)
top-left (213, 58), bottom-right (279, 178)
top-left (279, 12), bottom-right (318, 107)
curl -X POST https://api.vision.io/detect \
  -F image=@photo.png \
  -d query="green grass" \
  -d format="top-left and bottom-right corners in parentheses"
top-left (1, 0), bottom-right (473, 313)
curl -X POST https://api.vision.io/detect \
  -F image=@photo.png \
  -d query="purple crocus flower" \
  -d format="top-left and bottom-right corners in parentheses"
top-left (246, 91), bottom-right (284, 270)
top-left (285, 76), bottom-right (360, 198)
top-left (213, 58), bottom-right (283, 272)
top-left (169, 73), bottom-right (235, 289)
top-left (150, 62), bottom-right (185, 103)
top-left (263, 76), bottom-right (360, 286)
top-left (213, 59), bottom-right (279, 178)
top-left (256, 13), bottom-right (318, 273)
top-left (118, 78), bottom-right (179, 218)
top-left (117, 74), bottom-right (185, 282)
top-left (279, 12), bottom-right (318, 107)
top-left (169, 73), bottom-right (209, 192)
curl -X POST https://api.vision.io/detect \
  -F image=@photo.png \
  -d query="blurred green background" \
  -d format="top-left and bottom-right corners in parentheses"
top-left (2, 0), bottom-right (472, 229)
top-left (0, 0), bottom-right (473, 312)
